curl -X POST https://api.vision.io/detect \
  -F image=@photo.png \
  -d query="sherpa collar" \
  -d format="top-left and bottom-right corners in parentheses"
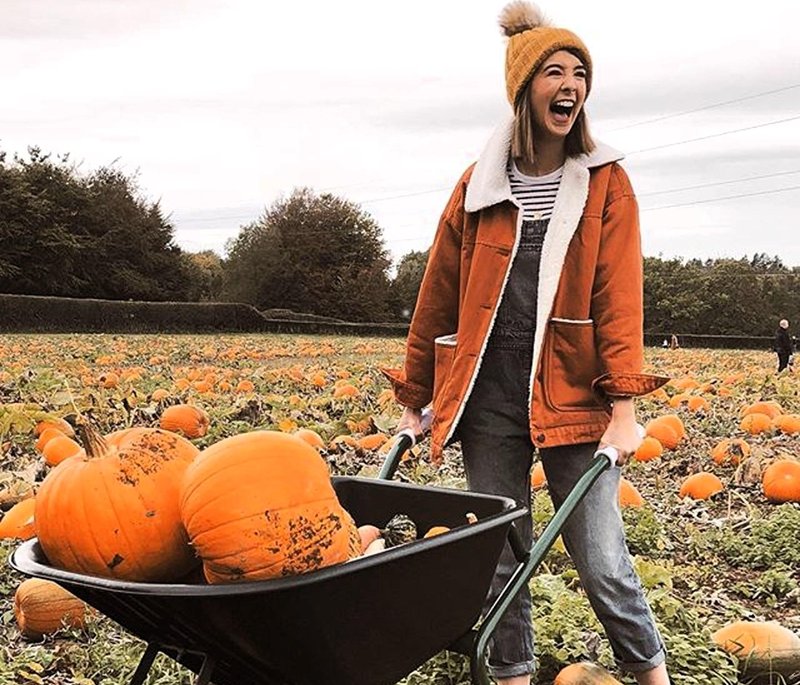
top-left (464, 115), bottom-right (624, 213)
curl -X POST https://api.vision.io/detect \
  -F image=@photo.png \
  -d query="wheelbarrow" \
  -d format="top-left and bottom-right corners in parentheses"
top-left (10, 412), bottom-right (619, 685)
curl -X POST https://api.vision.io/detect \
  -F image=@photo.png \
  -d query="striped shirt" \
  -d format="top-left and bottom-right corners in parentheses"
top-left (507, 159), bottom-right (563, 221)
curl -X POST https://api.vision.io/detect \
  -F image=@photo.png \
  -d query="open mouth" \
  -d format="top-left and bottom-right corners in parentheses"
top-left (549, 100), bottom-right (575, 123)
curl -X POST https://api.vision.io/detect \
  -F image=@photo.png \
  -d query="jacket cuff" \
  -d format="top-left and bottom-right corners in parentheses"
top-left (591, 372), bottom-right (670, 400)
top-left (379, 367), bottom-right (431, 409)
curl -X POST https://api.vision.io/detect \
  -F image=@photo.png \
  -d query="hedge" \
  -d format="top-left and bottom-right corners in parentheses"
top-left (0, 294), bottom-right (409, 336)
top-left (0, 294), bottom-right (781, 348)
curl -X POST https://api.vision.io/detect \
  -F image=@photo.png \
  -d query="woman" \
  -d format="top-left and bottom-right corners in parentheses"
top-left (382, 3), bottom-right (672, 684)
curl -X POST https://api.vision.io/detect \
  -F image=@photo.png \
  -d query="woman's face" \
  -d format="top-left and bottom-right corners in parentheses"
top-left (528, 50), bottom-right (587, 142)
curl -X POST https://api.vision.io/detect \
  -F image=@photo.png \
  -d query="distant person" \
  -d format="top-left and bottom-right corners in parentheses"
top-left (775, 319), bottom-right (793, 372)
top-left (669, 334), bottom-right (679, 350)
top-left (662, 338), bottom-right (669, 348)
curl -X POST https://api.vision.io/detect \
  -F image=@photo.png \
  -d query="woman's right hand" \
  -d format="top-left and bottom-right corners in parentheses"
top-left (397, 406), bottom-right (423, 438)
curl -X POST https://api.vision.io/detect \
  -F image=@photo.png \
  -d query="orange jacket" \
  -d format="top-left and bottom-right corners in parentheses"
top-left (383, 118), bottom-right (668, 460)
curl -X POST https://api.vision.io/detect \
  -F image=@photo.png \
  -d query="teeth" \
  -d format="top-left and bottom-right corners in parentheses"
top-left (554, 100), bottom-right (574, 107)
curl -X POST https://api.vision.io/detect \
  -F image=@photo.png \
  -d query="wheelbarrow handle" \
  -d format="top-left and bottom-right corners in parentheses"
top-left (470, 447), bottom-right (617, 685)
top-left (377, 408), bottom-right (434, 480)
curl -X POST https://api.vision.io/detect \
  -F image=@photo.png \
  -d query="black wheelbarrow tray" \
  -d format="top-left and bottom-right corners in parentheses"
top-left (10, 431), bottom-right (615, 685)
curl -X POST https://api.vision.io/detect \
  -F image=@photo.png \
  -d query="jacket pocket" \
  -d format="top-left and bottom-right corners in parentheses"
top-left (432, 333), bottom-right (457, 406)
top-left (543, 319), bottom-right (602, 412)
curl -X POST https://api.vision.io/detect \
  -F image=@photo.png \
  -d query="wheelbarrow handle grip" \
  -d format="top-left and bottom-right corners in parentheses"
top-left (594, 445), bottom-right (619, 469)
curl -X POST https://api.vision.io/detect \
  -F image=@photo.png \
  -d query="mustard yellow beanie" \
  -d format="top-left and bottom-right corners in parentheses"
top-left (499, 1), bottom-right (592, 106)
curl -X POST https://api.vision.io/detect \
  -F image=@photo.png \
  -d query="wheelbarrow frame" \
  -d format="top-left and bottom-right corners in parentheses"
top-left (10, 425), bottom-right (615, 685)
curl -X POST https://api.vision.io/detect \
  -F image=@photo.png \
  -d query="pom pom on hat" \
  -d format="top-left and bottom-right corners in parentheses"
top-left (499, 1), bottom-right (592, 105)
top-left (498, 1), bottom-right (549, 37)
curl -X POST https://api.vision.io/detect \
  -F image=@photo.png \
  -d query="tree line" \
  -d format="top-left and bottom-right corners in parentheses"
top-left (0, 147), bottom-right (796, 334)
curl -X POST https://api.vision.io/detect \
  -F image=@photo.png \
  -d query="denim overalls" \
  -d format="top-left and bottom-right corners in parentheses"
top-left (457, 217), bottom-right (666, 678)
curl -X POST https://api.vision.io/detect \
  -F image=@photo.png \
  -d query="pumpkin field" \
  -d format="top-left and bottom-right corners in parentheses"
top-left (0, 333), bottom-right (799, 685)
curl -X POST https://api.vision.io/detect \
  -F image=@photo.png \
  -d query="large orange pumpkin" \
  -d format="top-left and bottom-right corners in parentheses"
top-left (14, 578), bottom-right (87, 640)
top-left (761, 459), bottom-right (800, 503)
top-left (180, 431), bottom-right (361, 583)
top-left (35, 423), bottom-right (200, 581)
top-left (159, 404), bottom-right (210, 439)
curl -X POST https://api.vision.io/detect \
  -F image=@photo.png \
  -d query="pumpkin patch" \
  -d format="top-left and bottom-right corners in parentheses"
top-left (1, 334), bottom-right (799, 684)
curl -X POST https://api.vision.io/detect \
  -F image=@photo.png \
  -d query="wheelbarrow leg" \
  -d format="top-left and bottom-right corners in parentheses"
top-left (129, 642), bottom-right (159, 685)
top-left (469, 453), bottom-right (614, 685)
top-left (195, 654), bottom-right (217, 685)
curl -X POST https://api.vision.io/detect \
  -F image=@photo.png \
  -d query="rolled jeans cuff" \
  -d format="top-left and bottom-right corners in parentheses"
top-left (617, 642), bottom-right (667, 673)
top-left (488, 658), bottom-right (537, 680)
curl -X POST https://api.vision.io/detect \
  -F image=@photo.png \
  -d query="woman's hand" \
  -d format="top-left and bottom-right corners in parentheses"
top-left (598, 397), bottom-right (642, 466)
top-left (397, 406), bottom-right (423, 438)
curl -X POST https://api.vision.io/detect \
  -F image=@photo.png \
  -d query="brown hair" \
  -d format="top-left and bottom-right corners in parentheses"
top-left (511, 49), bottom-right (595, 164)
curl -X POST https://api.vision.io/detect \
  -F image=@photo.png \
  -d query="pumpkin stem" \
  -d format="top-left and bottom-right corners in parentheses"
top-left (75, 419), bottom-right (111, 460)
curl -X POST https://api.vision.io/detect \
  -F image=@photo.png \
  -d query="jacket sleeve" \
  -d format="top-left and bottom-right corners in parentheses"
top-left (590, 164), bottom-right (669, 400)
top-left (380, 169), bottom-right (469, 408)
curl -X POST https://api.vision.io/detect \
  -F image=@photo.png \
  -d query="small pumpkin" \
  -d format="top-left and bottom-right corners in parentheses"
top-left (554, 662), bottom-right (622, 684)
top-left (356, 433), bottom-right (388, 451)
top-left (740, 413), bottom-right (773, 435)
top-left (711, 438), bottom-right (750, 466)
top-left (14, 578), bottom-right (87, 640)
top-left (294, 428), bottom-right (326, 451)
top-left (761, 459), bottom-right (800, 503)
top-left (180, 431), bottom-right (361, 582)
top-left (634, 437), bottom-right (663, 462)
top-left (381, 514), bottom-right (417, 547)
top-left (645, 415), bottom-right (684, 450)
top-left (0, 498), bottom-right (36, 540)
top-left (42, 435), bottom-right (84, 467)
top-left (358, 525), bottom-right (382, 552)
top-left (741, 401), bottom-right (783, 419)
top-left (35, 422), bottom-right (200, 581)
top-left (679, 472), bottom-right (724, 500)
top-left (530, 462), bottom-right (547, 488)
top-left (159, 404), bottom-right (210, 439)
top-left (35, 427), bottom-right (65, 454)
top-left (618, 479), bottom-right (644, 508)
top-left (712, 621), bottom-right (800, 675)
top-left (772, 414), bottom-right (800, 435)
top-left (34, 418), bottom-right (74, 438)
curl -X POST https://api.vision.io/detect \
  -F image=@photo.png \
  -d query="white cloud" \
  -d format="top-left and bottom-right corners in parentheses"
top-left (2, 0), bottom-right (800, 264)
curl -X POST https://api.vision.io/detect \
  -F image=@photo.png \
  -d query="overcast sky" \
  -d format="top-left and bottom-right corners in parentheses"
top-left (3, 0), bottom-right (800, 267)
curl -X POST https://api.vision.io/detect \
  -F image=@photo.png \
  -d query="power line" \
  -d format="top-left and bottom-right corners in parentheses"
top-left (626, 114), bottom-right (800, 155)
top-left (606, 83), bottom-right (800, 132)
top-left (642, 185), bottom-right (800, 212)
top-left (639, 169), bottom-right (800, 198)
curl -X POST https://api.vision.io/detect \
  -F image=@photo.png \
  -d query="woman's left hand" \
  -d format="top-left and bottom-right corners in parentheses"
top-left (598, 397), bottom-right (642, 466)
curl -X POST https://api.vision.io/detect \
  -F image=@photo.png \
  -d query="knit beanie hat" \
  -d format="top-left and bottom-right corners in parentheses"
top-left (499, 1), bottom-right (592, 106)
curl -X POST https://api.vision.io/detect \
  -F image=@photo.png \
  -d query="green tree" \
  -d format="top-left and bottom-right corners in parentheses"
top-left (182, 250), bottom-right (225, 301)
top-left (0, 147), bottom-right (194, 300)
top-left (388, 249), bottom-right (429, 320)
top-left (222, 188), bottom-right (392, 321)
